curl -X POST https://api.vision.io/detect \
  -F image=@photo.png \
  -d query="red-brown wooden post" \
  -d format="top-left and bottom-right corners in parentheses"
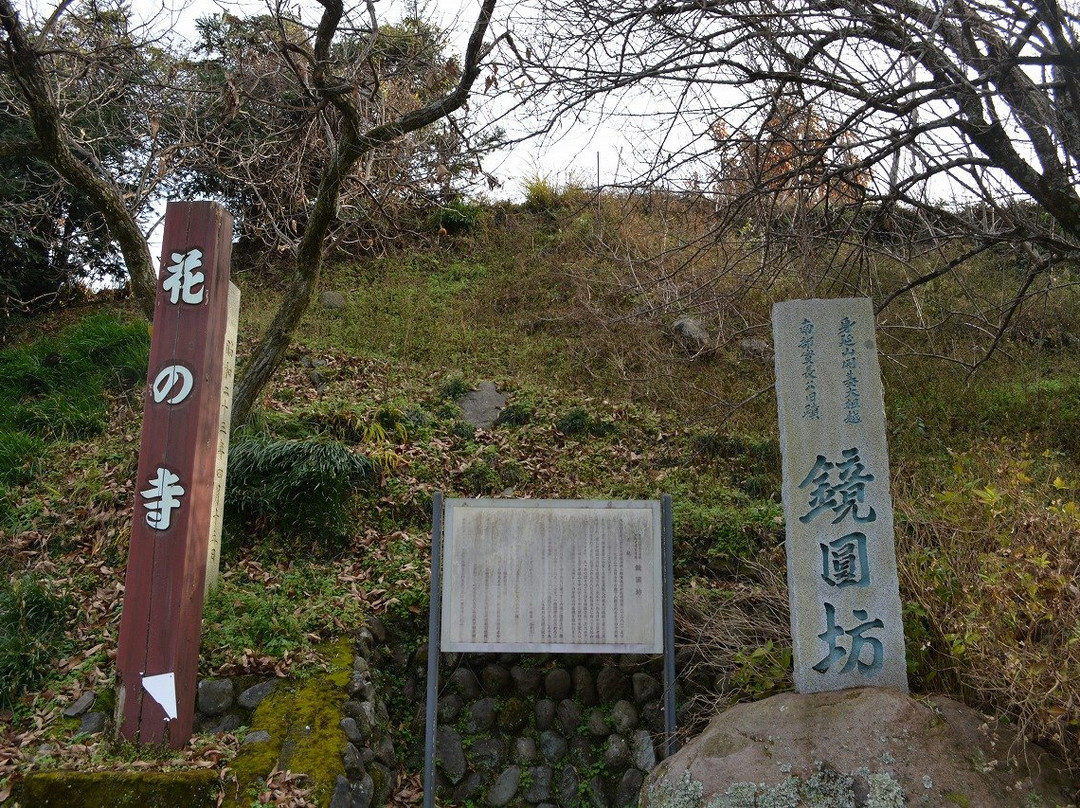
top-left (116, 201), bottom-right (236, 747)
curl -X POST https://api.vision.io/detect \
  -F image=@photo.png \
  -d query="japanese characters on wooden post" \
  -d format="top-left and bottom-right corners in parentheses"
top-left (205, 283), bottom-right (240, 595)
top-left (772, 298), bottom-right (908, 694)
top-left (116, 201), bottom-right (240, 747)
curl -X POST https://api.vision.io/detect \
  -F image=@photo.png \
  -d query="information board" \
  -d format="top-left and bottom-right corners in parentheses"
top-left (441, 499), bottom-right (664, 653)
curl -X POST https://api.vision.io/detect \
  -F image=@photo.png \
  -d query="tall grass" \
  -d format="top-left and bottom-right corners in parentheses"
top-left (0, 575), bottom-right (72, 712)
top-left (0, 312), bottom-right (148, 486)
top-left (226, 433), bottom-right (377, 554)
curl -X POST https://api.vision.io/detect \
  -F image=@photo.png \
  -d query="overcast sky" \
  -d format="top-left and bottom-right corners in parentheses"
top-left (128, 0), bottom-right (636, 205)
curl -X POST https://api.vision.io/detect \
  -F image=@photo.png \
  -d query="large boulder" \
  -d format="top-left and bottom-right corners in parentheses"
top-left (640, 688), bottom-right (1074, 808)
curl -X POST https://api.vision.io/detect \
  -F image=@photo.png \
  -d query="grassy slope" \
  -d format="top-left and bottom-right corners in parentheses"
top-left (3, 199), bottom-right (1080, 800)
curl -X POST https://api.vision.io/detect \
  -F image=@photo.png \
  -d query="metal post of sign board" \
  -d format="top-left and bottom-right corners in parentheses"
top-left (423, 492), bottom-right (443, 808)
top-left (661, 493), bottom-right (678, 757)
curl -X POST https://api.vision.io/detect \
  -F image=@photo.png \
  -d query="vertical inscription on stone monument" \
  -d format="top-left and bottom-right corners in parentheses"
top-left (773, 298), bottom-right (907, 693)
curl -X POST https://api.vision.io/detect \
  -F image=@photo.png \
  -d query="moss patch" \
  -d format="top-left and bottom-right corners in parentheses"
top-left (20, 770), bottom-right (219, 807)
top-left (499, 697), bottom-right (530, 734)
top-left (698, 730), bottom-right (753, 760)
top-left (224, 638), bottom-right (352, 807)
top-left (645, 766), bottom-right (909, 808)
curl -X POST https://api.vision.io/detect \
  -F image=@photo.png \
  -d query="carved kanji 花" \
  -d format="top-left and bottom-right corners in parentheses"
top-left (162, 249), bottom-right (205, 305)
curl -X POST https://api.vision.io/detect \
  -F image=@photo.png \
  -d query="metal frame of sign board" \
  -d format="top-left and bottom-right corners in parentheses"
top-left (442, 498), bottom-right (664, 653)
top-left (423, 494), bottom-right (677, 808)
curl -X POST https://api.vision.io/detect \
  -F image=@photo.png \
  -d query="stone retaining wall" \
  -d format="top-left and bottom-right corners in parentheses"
top-left (333, 620), bottom-right (396, 808)
top-left (53, 622), bottom-right (673, 807)
top-left (418, 652), bottom-right (671, 807)
top-left (192, 620), bottom-right (397, 807)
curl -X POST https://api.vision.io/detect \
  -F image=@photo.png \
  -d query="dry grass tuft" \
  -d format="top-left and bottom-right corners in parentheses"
top-left (895, 445), bottom-right (1080, 770)
top-left (674, 560), bottom-right (791, 740)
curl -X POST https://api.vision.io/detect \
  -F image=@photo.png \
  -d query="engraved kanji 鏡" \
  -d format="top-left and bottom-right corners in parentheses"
top-left (798, 447), bottom-right (877, 524)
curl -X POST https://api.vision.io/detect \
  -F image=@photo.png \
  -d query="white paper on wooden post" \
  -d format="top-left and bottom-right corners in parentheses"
top-left (441, 499), bottom-right (663, 653)
top-left (773, 297), bottom-right (908, 693)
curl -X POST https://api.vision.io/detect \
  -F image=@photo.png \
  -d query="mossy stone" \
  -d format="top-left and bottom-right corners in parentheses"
top-left (21, 770), bottom-right (219, 807)
top-left (224, 638), bottom-right (352, 807)
top-left (499, 696), bottom-right (530, 734)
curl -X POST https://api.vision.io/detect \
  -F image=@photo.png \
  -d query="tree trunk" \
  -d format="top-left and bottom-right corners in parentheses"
top-left (229, 0), bottom-right (497, 426)
top-left (0, 0), bottom-right (157, 320)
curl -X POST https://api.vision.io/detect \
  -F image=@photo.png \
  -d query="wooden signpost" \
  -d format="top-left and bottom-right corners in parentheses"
top-left (116, 201), bottom-right (239, 747)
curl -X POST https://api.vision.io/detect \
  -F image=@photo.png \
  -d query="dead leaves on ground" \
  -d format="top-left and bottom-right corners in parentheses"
top-left (1, 347), bottom-right (675, 803)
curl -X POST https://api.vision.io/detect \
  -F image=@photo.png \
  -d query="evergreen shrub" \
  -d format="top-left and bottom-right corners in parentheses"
top-left (226, 434), bottom-right (376, 553)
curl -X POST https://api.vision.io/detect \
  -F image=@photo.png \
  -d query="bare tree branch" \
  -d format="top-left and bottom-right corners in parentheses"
top-left (229, 0), bottom-right (498, 425)
top-left (491, 0), bottom-right (1080, 371)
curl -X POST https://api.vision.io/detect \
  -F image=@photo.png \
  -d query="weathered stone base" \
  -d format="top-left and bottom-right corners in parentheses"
top-left (20, 770), bottom-right (220, 808)
top-left (640, 688), bottom-right (1076, 808)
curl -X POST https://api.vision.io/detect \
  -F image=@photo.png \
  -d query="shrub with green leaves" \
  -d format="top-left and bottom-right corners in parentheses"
top-left (439, 199), bottom-right (482, 234)
top-left (494, 401), bottom-right (532, 428)
top-left (461, 458), bottom-right (499, 495)
top-left (555, 405), bottom-right (616, 437)
top-left (438, 374), bottom-right (472, 401)
top-left (226, 434), bottom-right (377, 552)
top-left (0, 575), bottom-right (72, 712)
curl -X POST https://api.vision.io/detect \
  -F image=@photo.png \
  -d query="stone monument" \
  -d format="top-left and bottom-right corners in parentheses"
top-left (772, 297), bottom-right (907, 693)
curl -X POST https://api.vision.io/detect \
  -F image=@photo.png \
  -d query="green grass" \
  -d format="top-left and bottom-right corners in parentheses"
top-left (0, 312), bottom-right (148, 485)
top-left (0, 430), bottom-right (46, 486)
top-left (886, 359), bottom-right (1080, 466)
top-left (201, 562), bottom-right (366, 672)
top-left (237, 226), bottom-right (745, 419)
top-left (0, 574), bottom-right (73, 713)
